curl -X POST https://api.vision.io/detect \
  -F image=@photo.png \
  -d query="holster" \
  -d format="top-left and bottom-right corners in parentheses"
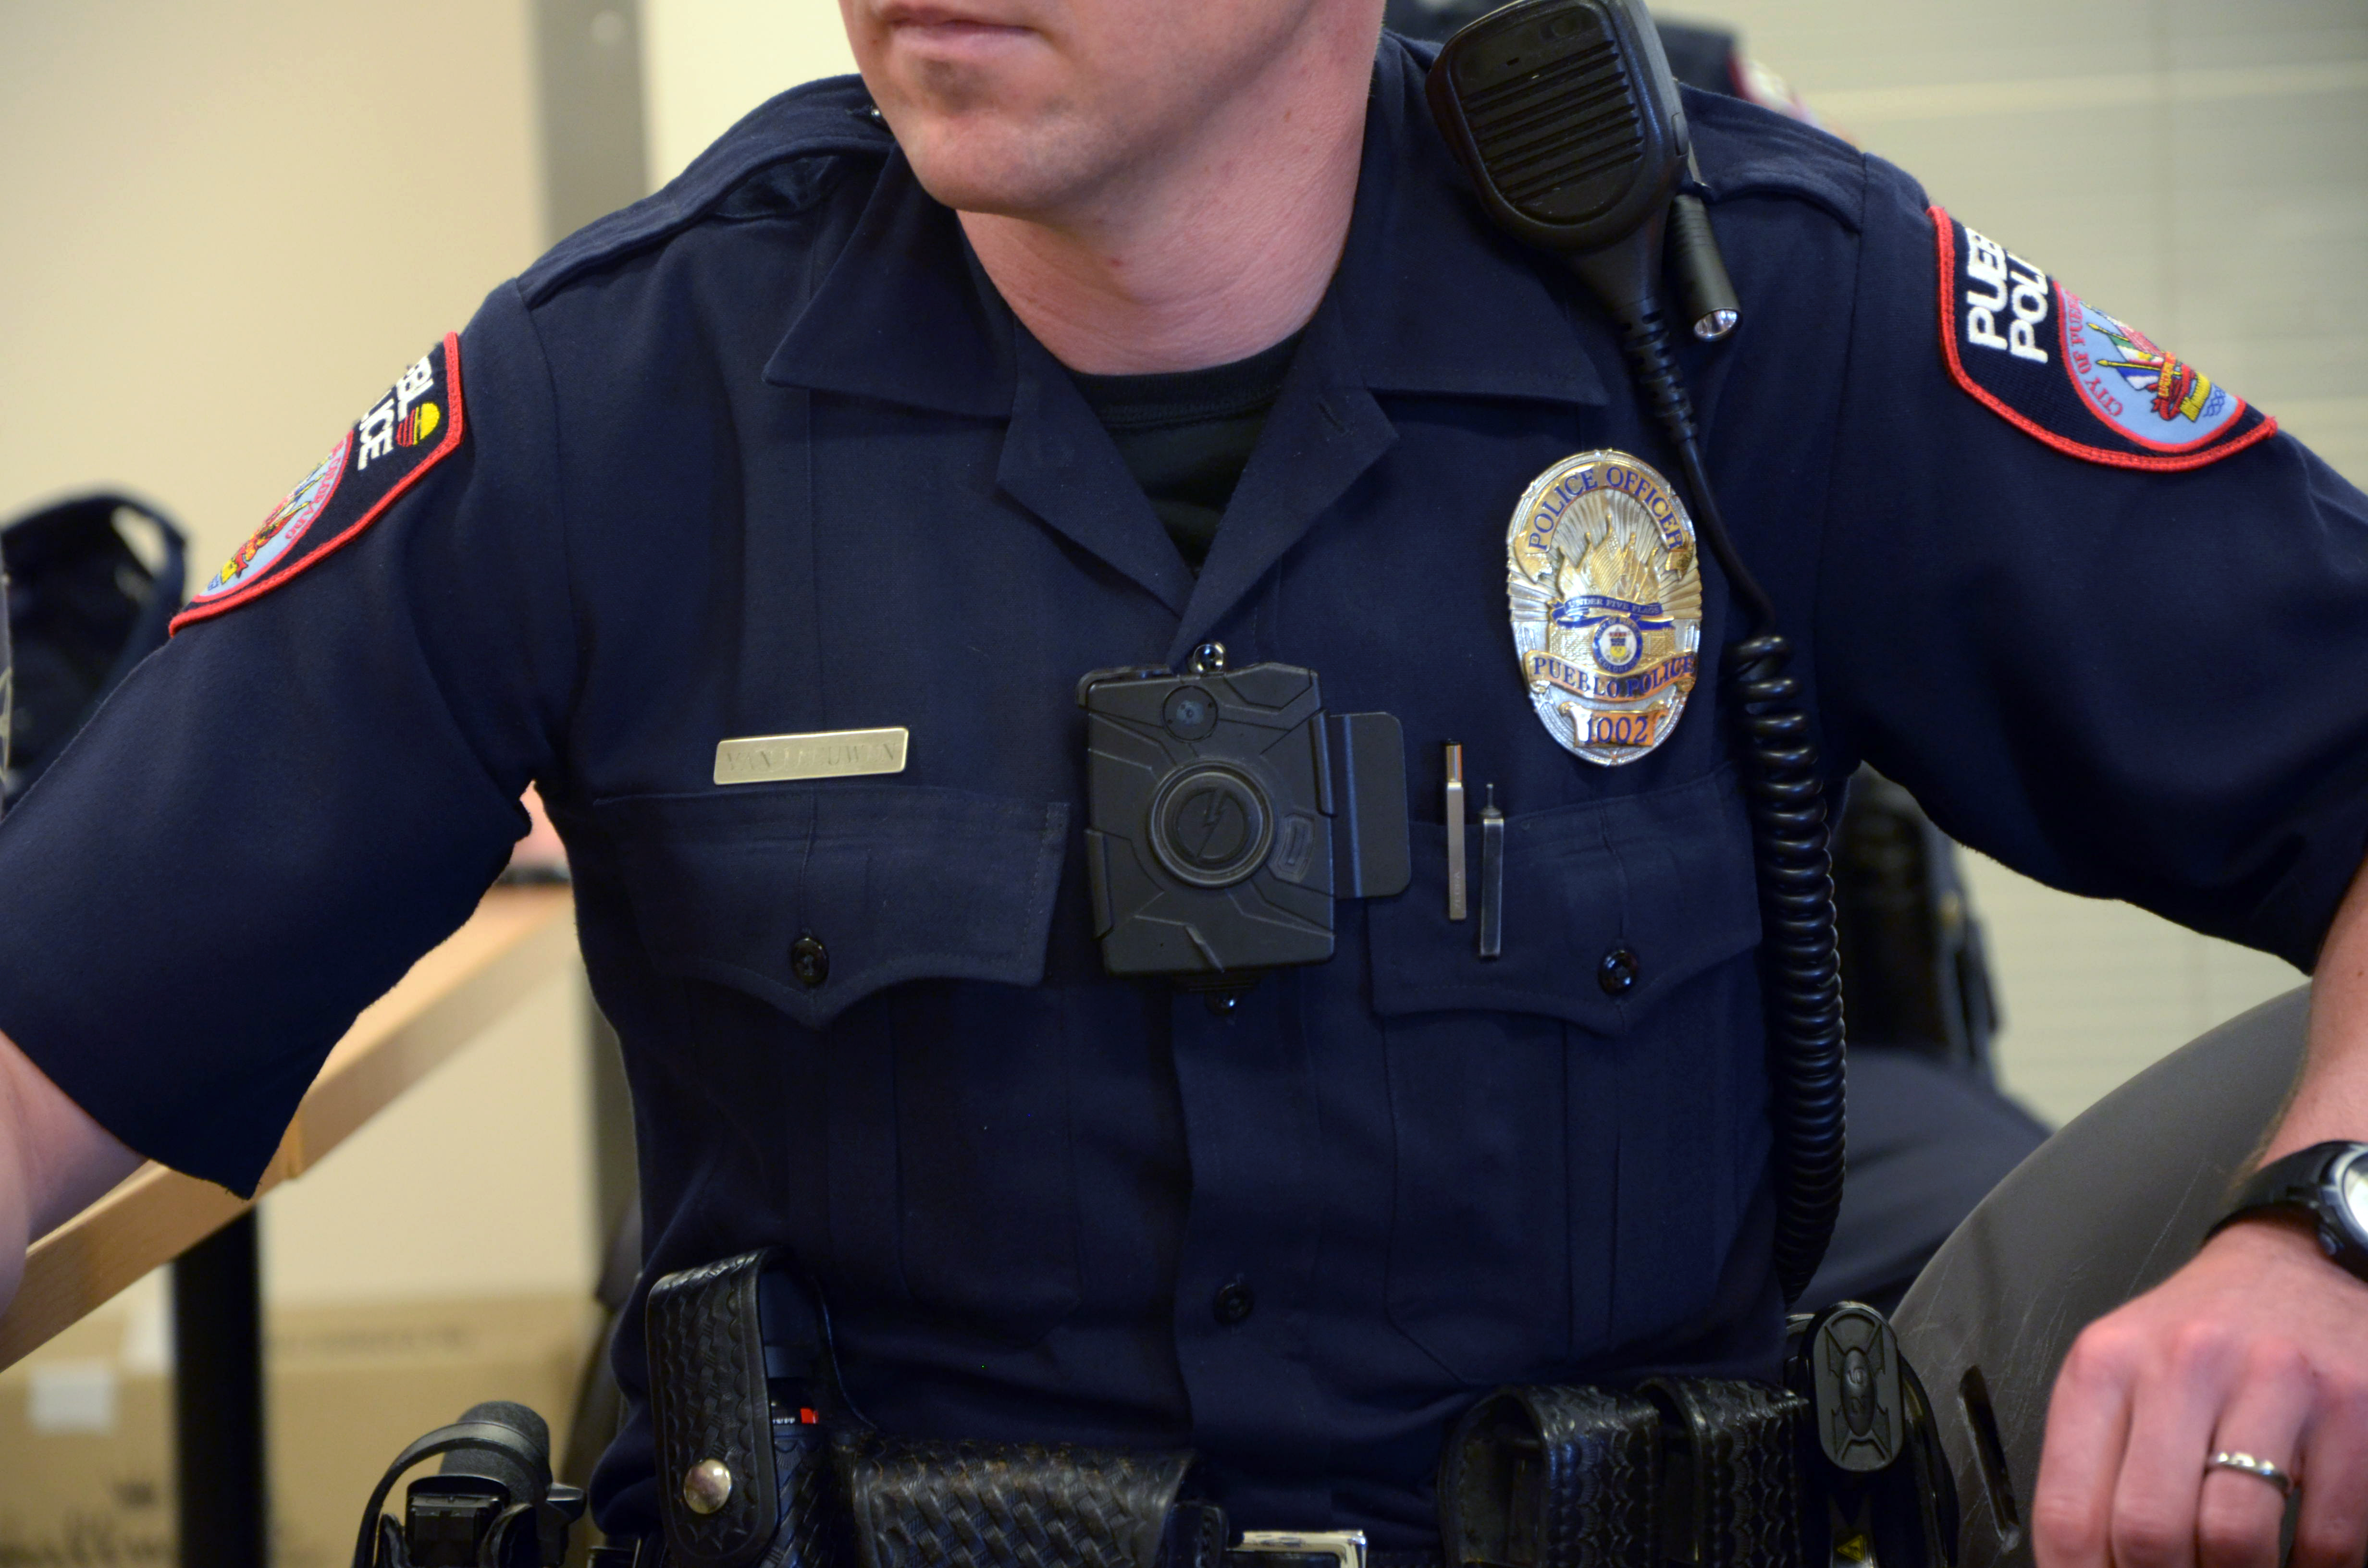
top-left (1785, 1304), bottom-right (1959, 1568)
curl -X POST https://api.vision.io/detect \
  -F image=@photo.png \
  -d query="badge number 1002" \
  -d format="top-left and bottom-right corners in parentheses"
top-left (1566, 705), bottom-right (1660, 750)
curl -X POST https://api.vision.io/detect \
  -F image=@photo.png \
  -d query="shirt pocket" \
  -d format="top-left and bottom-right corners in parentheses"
top-left (602, 781), bottom-right (1070, 1027)
top-left (594, 781), bottom-right (1082, 1348)
top-left (1362, 770), bottom-right (1763, 1383)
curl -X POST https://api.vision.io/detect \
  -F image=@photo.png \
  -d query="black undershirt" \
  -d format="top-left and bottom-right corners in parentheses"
top-left (1069, 331), bottom-right (1305, 572)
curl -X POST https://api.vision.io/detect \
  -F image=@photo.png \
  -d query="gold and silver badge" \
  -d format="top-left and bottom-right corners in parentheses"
top-left (1507, 451), bottom-right (1702, 765)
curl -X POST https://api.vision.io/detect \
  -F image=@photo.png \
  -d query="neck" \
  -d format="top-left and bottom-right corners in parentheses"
top-left (959, 30), bottom-right (1371, 375)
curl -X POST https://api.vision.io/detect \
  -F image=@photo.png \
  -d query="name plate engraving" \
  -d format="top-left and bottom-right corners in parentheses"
top-left (714, 727), bottom-right (909, 785)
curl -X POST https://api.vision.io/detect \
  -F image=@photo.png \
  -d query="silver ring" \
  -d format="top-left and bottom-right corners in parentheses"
top-left (2207, 1451), bottom-right (2297, 1497)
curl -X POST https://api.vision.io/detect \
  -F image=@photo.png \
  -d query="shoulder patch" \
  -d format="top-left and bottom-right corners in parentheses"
top-left (171, 334), bottom-right (464, 631)
top-left (1931, 208), bottom-right (2275, 470)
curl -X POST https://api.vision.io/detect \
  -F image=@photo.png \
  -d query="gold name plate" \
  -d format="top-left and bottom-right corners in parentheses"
top-left (714, 727), bottom-right (909, 785)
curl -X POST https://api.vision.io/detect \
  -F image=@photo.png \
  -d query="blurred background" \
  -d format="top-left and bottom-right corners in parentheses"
top-left (0, 1), bottom-right (2361, 1561)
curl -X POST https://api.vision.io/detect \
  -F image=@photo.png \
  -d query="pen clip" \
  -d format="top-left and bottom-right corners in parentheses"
top-left (1478, 784), bottom-right (1505, 960)
top-left (1444, 744), bottom-right (1468, 922)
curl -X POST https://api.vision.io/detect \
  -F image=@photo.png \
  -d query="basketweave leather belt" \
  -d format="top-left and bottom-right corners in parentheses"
top-left (627, 1250), bottom-right (1461, 1568)
top-left (626, 1250), bottom-right (1944, 1568)
top-left (592, 1529), bottom-right (1439, 1568)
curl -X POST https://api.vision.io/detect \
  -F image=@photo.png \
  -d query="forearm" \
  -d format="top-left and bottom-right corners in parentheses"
top-left (0, 1026), bottom-right (142, 1313)
top-left (2261, 854), bottom-right (2368, 1160)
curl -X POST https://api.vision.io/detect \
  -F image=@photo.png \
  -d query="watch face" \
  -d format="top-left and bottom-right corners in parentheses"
top-left (2337, 1151), bottom-right (2368, 1239)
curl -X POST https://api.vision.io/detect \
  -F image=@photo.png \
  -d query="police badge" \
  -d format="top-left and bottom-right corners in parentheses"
top-left (1507, 451), bottom-right (1702, 765)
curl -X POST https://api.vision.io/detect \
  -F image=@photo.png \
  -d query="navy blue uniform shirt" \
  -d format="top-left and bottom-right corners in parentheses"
top-left (4, 38), bottom-right (2366, 1546)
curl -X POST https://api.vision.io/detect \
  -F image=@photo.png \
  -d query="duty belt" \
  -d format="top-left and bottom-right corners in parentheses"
top-left (612, 1251), bottom-right (1956, 1568)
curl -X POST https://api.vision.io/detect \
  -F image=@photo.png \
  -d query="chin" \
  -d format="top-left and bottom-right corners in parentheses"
top-left (895, 117), bottom-right (1092, 219)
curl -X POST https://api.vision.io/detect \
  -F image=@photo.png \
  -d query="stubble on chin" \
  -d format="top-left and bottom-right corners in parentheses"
top-left (891, 90), bottom-right (1114, 222)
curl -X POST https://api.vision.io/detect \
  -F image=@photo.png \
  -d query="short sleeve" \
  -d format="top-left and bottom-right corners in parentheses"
top-left (0, 280), bottom-right (577, 1192)
top-left (1816, 156), bottom-right (2368, 970)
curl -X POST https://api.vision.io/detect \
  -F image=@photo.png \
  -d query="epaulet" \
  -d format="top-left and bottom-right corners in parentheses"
top-left (1383, 30), bottom-right (1443, 69)
top-left (520, 74), bottom-right (895, 306)
top-left (1684, 87), bottom-right (1864, 233)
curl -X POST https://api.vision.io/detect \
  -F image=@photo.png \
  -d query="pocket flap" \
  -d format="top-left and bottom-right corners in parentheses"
top-left (595, 782), bottom-right (1070, 1029)
top-left (1368, 770), bottom-right (1759, 1031)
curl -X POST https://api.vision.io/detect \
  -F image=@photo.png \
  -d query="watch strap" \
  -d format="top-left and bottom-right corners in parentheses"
top-left (2212, 1141), bottom-right (2368, 1280)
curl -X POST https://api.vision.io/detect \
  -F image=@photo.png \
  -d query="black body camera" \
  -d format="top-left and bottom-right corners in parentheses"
top-left (1080, 653), bottom-right (1408, 980)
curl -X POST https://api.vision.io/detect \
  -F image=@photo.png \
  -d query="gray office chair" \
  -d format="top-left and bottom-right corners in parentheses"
top-left (1893, 986), bottom-right (2312, 1568)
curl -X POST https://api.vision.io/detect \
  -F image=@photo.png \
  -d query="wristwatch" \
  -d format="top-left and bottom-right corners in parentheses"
top-left (2212, 1141), bottom-right (2368, 1282)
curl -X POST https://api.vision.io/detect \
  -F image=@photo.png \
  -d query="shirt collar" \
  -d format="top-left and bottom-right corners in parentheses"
top-left (763, 150), bottom-right (1015, 416)
top-left (765, 36), bottom-right (1610, 414)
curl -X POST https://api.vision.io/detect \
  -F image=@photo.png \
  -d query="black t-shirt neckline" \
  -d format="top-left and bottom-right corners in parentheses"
top-left (1069, 331), bottom-right (1306, 572)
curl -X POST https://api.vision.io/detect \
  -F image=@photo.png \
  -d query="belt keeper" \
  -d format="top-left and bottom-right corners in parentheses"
top-left (1635, 1378), bottom-right (1808, 1568)
top-left (1439, 1385), bottom-right (1660, 1568)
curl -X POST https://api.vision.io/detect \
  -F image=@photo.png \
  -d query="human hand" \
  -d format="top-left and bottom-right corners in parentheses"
top-left (0, 1028), bottom-right (140, 1316)
top-left (504, 783), bottom-right (568, 882)
top-left (2034, 1217), bottom-right (2368, 1568)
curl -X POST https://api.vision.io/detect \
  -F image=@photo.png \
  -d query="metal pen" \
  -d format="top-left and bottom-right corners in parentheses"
top-left (1444, 743), bottom-right (1467, 921)
top-left (1478, 784), bottom-right (1505, 960)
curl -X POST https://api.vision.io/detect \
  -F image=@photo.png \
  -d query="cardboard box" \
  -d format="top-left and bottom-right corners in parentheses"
top-left (0, 1292), bottom-right (601, 1568)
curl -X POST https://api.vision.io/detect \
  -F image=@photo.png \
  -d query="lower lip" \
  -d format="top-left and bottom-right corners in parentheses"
top-left (891, 19), bottom-right (1032, 53)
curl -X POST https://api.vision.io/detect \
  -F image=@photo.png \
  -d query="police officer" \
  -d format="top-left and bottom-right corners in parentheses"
top-left (0, 5), bottom-right (2363, 1568)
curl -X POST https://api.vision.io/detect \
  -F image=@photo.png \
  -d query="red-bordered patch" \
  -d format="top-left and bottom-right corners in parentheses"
top-left (173, 332), bottom-right (466, 631)
top-left (1930, 208), bottom-right (2276, 471)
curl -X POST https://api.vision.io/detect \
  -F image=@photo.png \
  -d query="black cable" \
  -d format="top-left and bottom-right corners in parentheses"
top-left (1611, 306), bottom-right (1848, 1304)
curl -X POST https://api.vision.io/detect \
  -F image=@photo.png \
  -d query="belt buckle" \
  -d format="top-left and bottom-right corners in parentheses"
top-left (1235, 1530), bottom-right (1368, 1568)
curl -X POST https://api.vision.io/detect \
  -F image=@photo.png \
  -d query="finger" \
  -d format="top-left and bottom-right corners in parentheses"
top-left (2109, 1327), bottom-right (2247, 1568)
top-left (2035, 1330), bottom-right (2140, 1568)
top-left (2197, 1343), bottom-right (2315, 1568)
top-left (2289, 1377), bottom-right (2368, 1568)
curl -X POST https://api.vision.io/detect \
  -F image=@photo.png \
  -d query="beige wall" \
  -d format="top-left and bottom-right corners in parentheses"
top-left (1, 2), bottom-right (598, 1311)
top-left (643, 0), bottom-right (857, 184)
top-left (1, 2), bottom-right (543, 579)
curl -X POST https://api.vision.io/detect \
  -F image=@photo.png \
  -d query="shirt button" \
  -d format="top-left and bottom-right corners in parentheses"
top-left (1212, 1277), bottom-right (1256, 1326)
top-left (1598, 946), bottom-right (1641, 997)
top-left (790, 934), bottom-right (830, 989)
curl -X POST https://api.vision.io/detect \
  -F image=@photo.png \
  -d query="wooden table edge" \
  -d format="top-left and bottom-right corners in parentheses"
top-left (0, 885), bottom-right (576, 1370)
